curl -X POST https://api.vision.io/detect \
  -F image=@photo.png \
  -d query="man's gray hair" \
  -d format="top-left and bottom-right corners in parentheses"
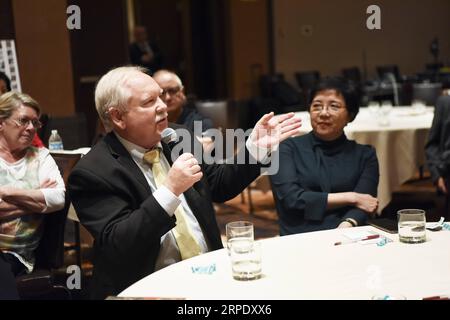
top-left (153, 69), bottom-right (183, 87)
top-left (95, 66), bottom-right (148, 132)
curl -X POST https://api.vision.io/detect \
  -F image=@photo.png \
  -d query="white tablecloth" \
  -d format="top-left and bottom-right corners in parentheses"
top-left (119, 226), bottom-right (450, 300)
top-left (295, 107), bottom-right (434, 211)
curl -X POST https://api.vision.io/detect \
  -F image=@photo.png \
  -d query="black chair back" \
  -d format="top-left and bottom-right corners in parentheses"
top-left (412, 83), bottom-right (443, 106)
top-left (195, 100), bottom-right (231, 131)
top-left (41, 114), bottom-right (89, 150)
top-left (294, 71), bottom-right (321, 103)
top-left (295, 71), bottom-right (320, 89)
top-left (342, 67), bottom-right (362, 84)
top-left (259, 74), bottom-right (284, 98)
top-left (376, 65), bottom-right (401, 82)
top-left (51, 153), bottom-right (82, 185)
top-left (35, 153), bottom-right (80, 268)
top-left (34, 198), bottom-right (70, 269)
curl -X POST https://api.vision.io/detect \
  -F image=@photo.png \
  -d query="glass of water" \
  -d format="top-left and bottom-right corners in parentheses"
top-left (226, 221), bottom-right (254, 255)
top-left (411, 99), bottom-right (426, 114)
top-left (230, 241), bottom-right (262, 281)
top-left (378, 102), bottom-right (393, 126)
top-left (368, 101), bottom-right (380, 114)
top-left (397, 209), bottom-right (426, 244)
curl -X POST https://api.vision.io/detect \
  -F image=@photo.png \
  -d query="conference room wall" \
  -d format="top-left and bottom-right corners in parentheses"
top-left (274, 0), bottom-right (450, 86)
top-left (225, 0), bottom-right (270, 100)
top-left (12, 0), bottom-right (76, 117)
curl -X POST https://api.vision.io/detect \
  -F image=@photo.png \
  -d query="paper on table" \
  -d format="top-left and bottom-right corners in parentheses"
top-left (342, 230), bottom-right (379, 241)
top-left (426, 217), bottom-right (445, 230)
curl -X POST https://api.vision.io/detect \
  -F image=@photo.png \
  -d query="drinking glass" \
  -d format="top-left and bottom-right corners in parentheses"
top-left (397, 209), bottom-right (426, 244)
top-left (226, 221), bottom-right (254, 254)
top-left (230, 241), bottom-right (262, 281)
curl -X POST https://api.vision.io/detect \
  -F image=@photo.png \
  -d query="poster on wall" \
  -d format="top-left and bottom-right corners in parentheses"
top-left (0, 40), bottom-right (22, 92)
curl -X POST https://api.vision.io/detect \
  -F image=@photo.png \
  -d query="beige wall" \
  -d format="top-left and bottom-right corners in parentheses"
top-left (13, 0), bottom-right (75, 116)
top-left (274, 0), bottom-right (450, 86)
top-left (227, 0), bottom-right (269, 99)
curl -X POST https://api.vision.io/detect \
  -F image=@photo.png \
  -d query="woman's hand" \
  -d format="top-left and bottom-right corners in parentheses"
top-left (437, 177), bottom-right (448, 194)
top-left (0, 199), bottom-right (28, 221)
top-left (353, 192), bottom-right (378, 214)
top-left (40, 179), bottom-right (58, 189)
top-left (337, 221), bottom-right (353, 228)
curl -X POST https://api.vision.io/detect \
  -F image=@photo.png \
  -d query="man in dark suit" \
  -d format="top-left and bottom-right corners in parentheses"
top-left (129, 26), bottom-right (162, 74)
top-left (67, 66), bottom-right (301, 299)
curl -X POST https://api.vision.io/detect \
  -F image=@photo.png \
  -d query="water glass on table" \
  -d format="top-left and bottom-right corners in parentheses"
top-left (378, 101), bottom-right (392, 126)
top-left (411, 99), bottom-right (426, 114)
top-left (226, 221), bottom-right (254, 255)
top-left (230, 241), bottom-right (262, 281)
top-left (368, 101), bottom-right (380, 114)
top-left (397, 209), bottom-right (426, 244)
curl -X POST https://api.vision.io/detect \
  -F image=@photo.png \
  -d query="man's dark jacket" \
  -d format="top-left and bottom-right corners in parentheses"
top-left (68, 125), bottom-right (261, 299)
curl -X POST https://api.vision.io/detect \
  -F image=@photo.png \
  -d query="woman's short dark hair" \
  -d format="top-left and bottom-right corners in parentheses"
top-left (308, 77), bottom-right (361, 121)
top-left (0, 71), bottom-right (12, 92)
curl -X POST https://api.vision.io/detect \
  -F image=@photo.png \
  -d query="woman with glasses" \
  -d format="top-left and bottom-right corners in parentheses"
top-left (0, 73), bottom-right (45, 148)
top-left (270, 78), bottom-right (380, 235)
top-left (0, 91), bottom-right (65, 279)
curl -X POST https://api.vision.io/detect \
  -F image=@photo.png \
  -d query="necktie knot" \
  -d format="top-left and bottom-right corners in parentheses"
top-left (143, 148), bottom-right (160, 165)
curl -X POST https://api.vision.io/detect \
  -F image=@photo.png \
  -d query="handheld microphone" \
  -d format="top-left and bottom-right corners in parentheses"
top-left (162, 128), bottom-right (202, 189)
top-left (161, 128), bottom-right (178, 148)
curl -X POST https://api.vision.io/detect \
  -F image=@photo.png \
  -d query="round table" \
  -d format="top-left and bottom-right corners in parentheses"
top-left (119, 226), bottom-right (450, 300)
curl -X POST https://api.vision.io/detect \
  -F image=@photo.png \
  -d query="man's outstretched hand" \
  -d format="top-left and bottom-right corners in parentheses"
top-left (250, 112), bottom-right (302, 149)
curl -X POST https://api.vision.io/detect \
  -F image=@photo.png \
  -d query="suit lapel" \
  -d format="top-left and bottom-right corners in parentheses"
top-left (104, 133), bottom-right (152, 194)
top-left (104, 132), bottom-right (214, 233)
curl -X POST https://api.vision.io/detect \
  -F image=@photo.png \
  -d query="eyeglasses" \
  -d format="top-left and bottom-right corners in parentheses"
top-left (10, 117), bottom-right (42, 129)
top-left (310, 103), bottom-right (345, 114)
top-left (161, 86), bottom-right (182, 97)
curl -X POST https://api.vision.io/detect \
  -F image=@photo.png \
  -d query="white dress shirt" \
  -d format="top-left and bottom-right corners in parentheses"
top-left (0, 147), bottom-right (66, 212)
top-left (115, 133), bottom-right (270, 271)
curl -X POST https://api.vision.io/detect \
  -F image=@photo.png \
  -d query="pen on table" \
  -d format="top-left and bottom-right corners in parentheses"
top-left (422, 295), bottom-right (450, 300)
top-left (334, 234), bottom-right (380, 246)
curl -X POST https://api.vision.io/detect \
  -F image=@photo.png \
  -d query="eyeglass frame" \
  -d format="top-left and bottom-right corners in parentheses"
top-left (8, 117), bottom-right (42, 129)
top-left (160, 86), bottom-right (183, 97)
top-left (309, 103), bottom-right (346, 114)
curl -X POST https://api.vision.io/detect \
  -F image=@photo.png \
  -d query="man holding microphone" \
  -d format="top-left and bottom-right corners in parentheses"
top-left (68, 66), bottom-right (301, 299)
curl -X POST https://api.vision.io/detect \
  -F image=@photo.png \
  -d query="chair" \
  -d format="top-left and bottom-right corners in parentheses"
top-left (195, 100), bottom-right (232, 131)
top-left (15, 196), bottom-right (71, 299)
top-left (272, 81), bottom-right (305, 112)
top-left (426, 63), bottom-right (444, 73)
top-left (259, 74), bottom-right (305, 112)
top-left (376, 65), bottom-right (401, 82)
top-left (259, 74), bottom-right (284, 98)
top-left (41, 113), bottom-right (89, 150)
top-left (412, 82), bottom-right (443, 106)
top-left (244, 175), bottom-right (273, 217)
top-left (342, 67), bottom-right (362, 84)
top-left (50, 153), bottom-right (83, 270)
top-left (294, 71), bottom-right (320, 103)
top-left (295, 71), bottom-right (320, 88)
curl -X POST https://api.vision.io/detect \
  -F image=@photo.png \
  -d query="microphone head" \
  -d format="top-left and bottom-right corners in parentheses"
top-left (161, 128), bottom-right (177, 145)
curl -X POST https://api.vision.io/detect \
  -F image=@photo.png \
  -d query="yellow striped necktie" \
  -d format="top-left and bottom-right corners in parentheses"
top-left (143, 148), bottom-right (202, 260)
